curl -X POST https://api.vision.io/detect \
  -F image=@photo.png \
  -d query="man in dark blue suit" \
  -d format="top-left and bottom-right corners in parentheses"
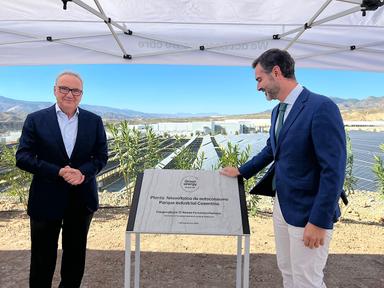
top-left (221, 49), bottom-right (346, 287)
top-left (16, 71), bottom-right (108, 288)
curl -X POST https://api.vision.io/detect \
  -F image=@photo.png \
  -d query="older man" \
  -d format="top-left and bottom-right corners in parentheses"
top-left (16, 71), bottom-right (108, 287)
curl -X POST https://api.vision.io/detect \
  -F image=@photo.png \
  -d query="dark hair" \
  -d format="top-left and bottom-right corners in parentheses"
top-left (252, 49), bottom-right (296, 79)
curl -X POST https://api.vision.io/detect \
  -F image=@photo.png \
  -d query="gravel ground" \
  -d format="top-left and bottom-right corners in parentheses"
top-left (0, 191), bottom-right (383, 287)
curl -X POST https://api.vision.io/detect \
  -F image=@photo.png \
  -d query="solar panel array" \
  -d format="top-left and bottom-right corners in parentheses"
top-left (348, 131), bottom-right (384, 192)
top-left (99, 131), bottom-right (383, 193)
top-left (197, 131), bottom-right (383, 192)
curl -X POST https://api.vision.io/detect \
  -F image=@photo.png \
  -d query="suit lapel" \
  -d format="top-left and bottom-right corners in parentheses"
top-left (275, 88), bottom-right (309, 154)
top-left (46, 105), bottom-right (69, 160)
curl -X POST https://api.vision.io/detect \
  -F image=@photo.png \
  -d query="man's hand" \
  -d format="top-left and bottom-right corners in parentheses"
top-left (59, 166), bottom-right (71, 177)
top-left (59, 166), bottom-right (85, 185)
top-left (220, 167), bottom-right (240, 177)
top-left (303, 222), bottom-right (327, 249)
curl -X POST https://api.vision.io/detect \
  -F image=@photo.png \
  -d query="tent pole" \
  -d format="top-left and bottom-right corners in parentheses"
top-left (93, 0), bottom-right (130, 58)
top-left (0, 27), bottom-right (122, 57)
top-left (278, 6), bottom-right (362, 39)
top-left (336, 0), bottom-right (362, 4)
top-left (71, 0), bottom-right (130, 33)
top-left (284, 0), bottom-right (332, 50)
top-left (69, 0), bottom-right (195, 51)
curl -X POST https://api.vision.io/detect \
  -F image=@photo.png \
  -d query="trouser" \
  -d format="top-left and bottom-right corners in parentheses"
top-left (273, 196), bottom-right (332, 288)
top-left (29, 209), bottom-right (93, 288)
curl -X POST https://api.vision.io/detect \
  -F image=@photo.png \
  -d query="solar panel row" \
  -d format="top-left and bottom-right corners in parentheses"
top-left (197, 131), bottom-right (384, 192)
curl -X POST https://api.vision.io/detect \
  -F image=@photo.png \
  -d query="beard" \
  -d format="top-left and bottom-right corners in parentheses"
top-left (265, 91), bottom-right (273, 101)
top-left (263, 83), bottom-right (280, 101)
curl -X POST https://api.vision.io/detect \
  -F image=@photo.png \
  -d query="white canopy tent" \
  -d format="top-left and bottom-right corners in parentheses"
top-left (1, 0), bottom-right (383, 71)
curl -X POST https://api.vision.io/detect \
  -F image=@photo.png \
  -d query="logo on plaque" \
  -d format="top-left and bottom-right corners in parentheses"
top-left (180, 176), bottom-right (199, 193)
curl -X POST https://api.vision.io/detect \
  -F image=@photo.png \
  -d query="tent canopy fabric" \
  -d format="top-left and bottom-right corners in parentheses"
top-left (1, 0), bottom-right (383, 71)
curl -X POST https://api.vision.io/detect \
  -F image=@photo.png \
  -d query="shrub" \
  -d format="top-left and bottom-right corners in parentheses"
top-left (0, 144), bottom-right (32, 208)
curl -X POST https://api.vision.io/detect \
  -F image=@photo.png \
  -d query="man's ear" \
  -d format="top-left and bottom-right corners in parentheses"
top-left (272, 65), bottom-right (282, 78)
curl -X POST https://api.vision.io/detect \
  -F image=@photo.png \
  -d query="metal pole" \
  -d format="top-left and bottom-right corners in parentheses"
top-left (134, 233), bottom-right (141, 288)
top-left (285, 0), bottom-right (338, 50)
top-left (71, 0), bottom-right (194, 49)
top-left (243, 235), bottom-right (250, 288)
top-left (125, 232), bottom-right (132, 288)
top-left (278, 6), bottom-right (362, 39)
top-left (236, 236), bottom-right (243, 288)
top-left (93, 0), bottom-right (129, 56)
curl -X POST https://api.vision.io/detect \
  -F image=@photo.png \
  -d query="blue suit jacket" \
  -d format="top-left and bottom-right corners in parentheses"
top-left (16, 105), bottom-right (108, 220)
top-left (239, 88), bottom-right (346, 229)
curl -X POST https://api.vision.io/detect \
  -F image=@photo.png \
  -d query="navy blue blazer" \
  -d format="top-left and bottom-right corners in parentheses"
top-left (16, 105), bottom-right (108, 221)
top-left (239, 88), bottom-right (346, 229)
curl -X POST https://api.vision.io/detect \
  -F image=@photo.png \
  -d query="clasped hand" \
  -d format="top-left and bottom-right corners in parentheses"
top-left (59, 165), bottom-right (85, 185)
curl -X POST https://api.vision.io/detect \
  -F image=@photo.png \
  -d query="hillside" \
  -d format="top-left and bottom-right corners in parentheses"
top-left (337, 96), bottom-right (384, 121)
top-left (0, 96), bottom-right (220, 122)
top-left (230, 96), bottom-right (384, 121)
top-left (1, 95), bottom-right (384, 122)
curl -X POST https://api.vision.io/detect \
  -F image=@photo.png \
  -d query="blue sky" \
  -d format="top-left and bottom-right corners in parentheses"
top-left (0, 64), bottom-right (383, 115)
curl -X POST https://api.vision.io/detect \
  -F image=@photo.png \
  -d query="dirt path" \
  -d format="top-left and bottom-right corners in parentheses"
top-left (1, 192), bottom-right (383, 287)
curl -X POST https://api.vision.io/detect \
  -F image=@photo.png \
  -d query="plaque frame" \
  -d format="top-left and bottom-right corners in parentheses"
top-left (125, 171), bottom-right (251, 288)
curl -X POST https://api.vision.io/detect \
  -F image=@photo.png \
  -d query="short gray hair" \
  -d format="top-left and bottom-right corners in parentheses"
top-left (55, 71), bottom-right (83, 86)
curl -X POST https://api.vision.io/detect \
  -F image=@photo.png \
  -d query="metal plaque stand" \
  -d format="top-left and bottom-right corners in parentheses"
top-left (124, 232), bottom-right (250, 288)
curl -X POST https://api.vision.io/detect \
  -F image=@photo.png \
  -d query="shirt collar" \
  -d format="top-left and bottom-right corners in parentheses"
top-left (283, 84), bottom-right (303, 106)
top-left (55, 103), bottom-right (79, 117)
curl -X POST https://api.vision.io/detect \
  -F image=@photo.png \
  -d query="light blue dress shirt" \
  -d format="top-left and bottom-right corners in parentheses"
top-left (274, 84), bottom-right (303, 135)
top-left (282, 84), bottom-right (303, 121)
top-left (55, 104), bottom-right (79, 158)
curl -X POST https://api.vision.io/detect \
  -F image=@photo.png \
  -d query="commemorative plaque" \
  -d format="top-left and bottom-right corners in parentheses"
top-left (127, 169), bottom-right (249, 235)
top-left (125, 169), bottom-right (250, 288)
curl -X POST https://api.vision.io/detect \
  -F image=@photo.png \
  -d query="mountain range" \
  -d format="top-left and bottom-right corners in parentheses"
top-left (0, 96), bottom-right (220, 122)
top-left (332, 96), bottom-right (384, 110)
top-left (1, 95), bottom-right (384, 122)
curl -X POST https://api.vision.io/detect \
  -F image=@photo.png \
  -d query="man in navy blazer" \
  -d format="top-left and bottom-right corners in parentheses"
top-left (221, 49), bottom-right (346, 287)
top-left (16, 71), bottom-right (108, 288)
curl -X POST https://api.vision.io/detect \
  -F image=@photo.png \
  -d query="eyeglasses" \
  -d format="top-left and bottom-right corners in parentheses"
top-left (57, 86), bottom-right (83, 97)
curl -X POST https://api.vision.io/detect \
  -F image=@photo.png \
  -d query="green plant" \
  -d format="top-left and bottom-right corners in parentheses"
top-left (373, 143), bottom-right (384, 197)
top-left (142, 125), bottom-right (162, 169)
top-left (215, 142), bottom-right (263, 216)
top-left (344, 132), bottom-right (357, 196)
top-left (107, 121), bottom-right (141, 204)
top-left (173, 147), bottom-right (205, 170)
top-left (107, 122), bottom-right (169, 205)
top-left (216, 142), bottom-right (250, 168)
top-left (0, 144), bottom-right (32, 208)
top-left (193, 151), bottom-right (205, 170)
